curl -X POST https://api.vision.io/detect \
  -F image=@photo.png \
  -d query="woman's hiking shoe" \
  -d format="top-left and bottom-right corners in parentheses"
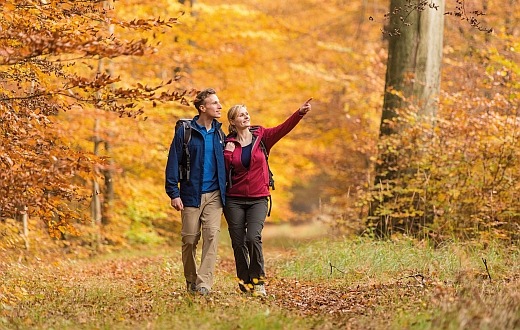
top-left (238, 279), bottom-right (253, 293)
top-left (251, 278), bottom-right (267, 297)
top-left (252, 284), bottom-right (266, 297)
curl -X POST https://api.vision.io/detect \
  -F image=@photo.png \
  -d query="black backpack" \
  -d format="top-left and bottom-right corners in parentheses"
top-left (175, 119), bottom-right (225, 181)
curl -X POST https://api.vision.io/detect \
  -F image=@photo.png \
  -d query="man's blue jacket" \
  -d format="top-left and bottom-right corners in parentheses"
top-left (165, 117), bottom-right (226, 207)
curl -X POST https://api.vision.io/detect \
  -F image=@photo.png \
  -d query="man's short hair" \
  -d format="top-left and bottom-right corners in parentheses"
top-left (193, 88), bottom-right (216, 111)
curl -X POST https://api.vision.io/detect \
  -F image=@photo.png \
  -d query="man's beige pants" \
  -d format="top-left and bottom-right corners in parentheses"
top-left (181, 190), bottom-right (222, 290)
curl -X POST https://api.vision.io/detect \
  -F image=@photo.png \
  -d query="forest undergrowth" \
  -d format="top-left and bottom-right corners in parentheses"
top-left (1, 222), bottom-right (519, 330)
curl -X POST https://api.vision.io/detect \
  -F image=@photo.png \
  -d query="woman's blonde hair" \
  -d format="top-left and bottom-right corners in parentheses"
top-left (227, 104), bottom-right (246, 135)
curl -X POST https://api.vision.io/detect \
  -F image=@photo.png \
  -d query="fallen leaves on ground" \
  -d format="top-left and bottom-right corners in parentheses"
top-left (2, 251), bottom-right (519, 329)
top-left (267, 275), bottom-right (439, 318)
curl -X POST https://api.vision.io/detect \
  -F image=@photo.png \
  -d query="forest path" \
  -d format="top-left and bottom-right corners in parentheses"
top-left (1, 221), bottom-right (444, 329)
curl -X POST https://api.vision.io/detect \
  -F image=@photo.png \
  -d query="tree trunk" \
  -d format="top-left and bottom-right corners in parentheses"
top-left (91, 119), bottom-right (102, 226)
top-left (21, 206), bottom-right (29, 250)
top-left (370, 0), bottom-right (445, 237)
top-left (101, 140), bottom-right (114, 225)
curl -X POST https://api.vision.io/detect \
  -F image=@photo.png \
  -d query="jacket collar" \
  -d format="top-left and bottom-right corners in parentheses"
top-left (191, 116), bottom-right (222, 132)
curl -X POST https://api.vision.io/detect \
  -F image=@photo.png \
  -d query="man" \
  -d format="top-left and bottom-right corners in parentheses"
top-left (165, 88), bottom-right (227, 296)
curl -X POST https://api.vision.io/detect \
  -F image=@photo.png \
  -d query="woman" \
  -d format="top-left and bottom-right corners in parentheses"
top-left (223, 98), bottom-right (312, 296)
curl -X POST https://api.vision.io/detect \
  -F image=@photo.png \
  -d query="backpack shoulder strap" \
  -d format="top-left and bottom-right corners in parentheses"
top-left (250, 126), bottom-right (275, 192)
top-left (217, 127), bottom-right (226, 146)
top-left (251, 127), bottom-right (269, 161)
top-left (249, 126), bottom-right (266, 156)
top-left (258, 139), bottom-right (268, 160)
top-left (183, 121), bottom-right (192, 145)
top-left (176, 120), bottom-right (192, 181)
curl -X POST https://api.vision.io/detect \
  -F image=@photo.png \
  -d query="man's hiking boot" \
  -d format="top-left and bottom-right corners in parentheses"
top-left (186, 281), bottom-right (197, 293)
top-left (198, 287), bottom-right (210, 296)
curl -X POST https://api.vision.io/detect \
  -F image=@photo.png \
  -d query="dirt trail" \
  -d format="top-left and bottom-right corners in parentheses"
top-left (262, 220), bottom-right (331, 240)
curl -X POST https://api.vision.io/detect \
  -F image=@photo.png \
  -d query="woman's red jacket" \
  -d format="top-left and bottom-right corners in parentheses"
top-left (224, 110), bottom-right (305, 198)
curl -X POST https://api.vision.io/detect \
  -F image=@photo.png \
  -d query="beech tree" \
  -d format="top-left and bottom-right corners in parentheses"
top-left (369, 0), bottom-right (445, 237)
top-left (365, 0), bottom-right (520, 242)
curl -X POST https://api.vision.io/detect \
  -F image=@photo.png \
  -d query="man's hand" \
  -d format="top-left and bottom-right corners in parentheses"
top-left (298, 97), bottom-right (312, 115)
top-left (171, 197), bottom-right (184, 211)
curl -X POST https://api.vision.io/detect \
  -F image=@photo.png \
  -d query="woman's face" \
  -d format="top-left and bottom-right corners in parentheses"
top-left (232, 106), bottom-right (250, 130)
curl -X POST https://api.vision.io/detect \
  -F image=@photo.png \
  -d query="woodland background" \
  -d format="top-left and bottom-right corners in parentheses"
top-left (1, 1), bottom-right (520, 329)
top-left (1, 0), bottom-right (519, 255)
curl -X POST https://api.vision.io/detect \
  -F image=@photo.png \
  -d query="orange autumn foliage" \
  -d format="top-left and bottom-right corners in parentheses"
top-left (1, 0), bottom-right (519, 252)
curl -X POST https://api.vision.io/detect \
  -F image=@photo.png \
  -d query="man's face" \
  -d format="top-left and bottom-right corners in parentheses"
top-left (200, 94), bottom-right (222, 119)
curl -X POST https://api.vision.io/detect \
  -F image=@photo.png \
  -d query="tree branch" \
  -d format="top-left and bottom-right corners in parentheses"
top-left (329, 262), bottom-right (347, 275)
top-left (482, 258), bottom-right (492, 282)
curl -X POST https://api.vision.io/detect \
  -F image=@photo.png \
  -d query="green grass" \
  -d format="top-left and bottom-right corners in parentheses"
top-left (273, 237), bottom-right (519, 283)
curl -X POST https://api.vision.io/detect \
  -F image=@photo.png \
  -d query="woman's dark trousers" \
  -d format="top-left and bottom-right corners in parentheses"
top-left (224, 197), bottom-right (268, 284)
